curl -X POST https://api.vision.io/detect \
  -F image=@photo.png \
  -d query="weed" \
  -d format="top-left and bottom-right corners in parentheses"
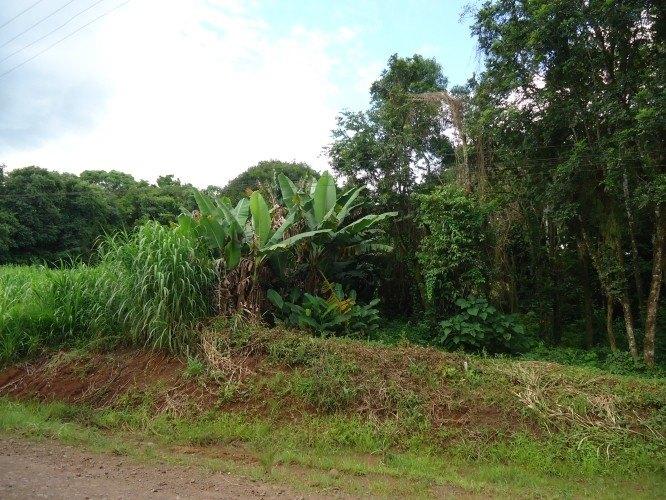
top-left (294, 355), bottom-right (360, 412)
top-left (185, 356), bottom-right (205, 379)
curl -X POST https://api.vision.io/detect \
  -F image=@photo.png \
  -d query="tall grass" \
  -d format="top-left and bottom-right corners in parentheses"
top-left (99, 223), bottom-right (214, 351)
top-left (0, 222), bottom-right (214, 364)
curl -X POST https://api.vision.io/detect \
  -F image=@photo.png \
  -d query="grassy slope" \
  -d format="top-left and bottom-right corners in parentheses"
top-left (0, 321), bottom-right (664, 498)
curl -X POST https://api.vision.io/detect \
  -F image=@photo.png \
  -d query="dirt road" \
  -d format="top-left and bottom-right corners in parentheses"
top-left (0, 437), bottom-right (304, 499)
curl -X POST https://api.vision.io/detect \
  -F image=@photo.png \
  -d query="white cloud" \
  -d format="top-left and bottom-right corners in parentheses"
top-left (1, 0), bottom-right (345, 187)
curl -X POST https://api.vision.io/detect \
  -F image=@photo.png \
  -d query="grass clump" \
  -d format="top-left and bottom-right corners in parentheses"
top-left (98, 222), bottom-right (214, 351)
top-left (0, 222), bottom-right (214, 364)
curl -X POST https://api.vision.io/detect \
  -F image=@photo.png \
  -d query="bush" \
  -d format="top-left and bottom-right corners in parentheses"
top-left (267, 284), bottom-right (380, 336)
top-left (415, 186), bottom-right (489, 316)
top-left (437, 296), bottom-right (530, 353)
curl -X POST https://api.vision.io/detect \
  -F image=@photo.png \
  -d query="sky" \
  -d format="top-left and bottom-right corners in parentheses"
top-left (0, 0), bottom-right (481, 188)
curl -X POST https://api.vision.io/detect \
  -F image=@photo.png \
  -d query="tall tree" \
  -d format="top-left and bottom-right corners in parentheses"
top-left (469, 0), bottom-right (664, 360)
top-left (328, 54), bottom-right (456, 315)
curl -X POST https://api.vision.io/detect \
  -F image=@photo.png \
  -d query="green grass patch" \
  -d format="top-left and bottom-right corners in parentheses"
top-left (0, 223), bottom-right (214, 365)
top-left (0, 396), bottom-right (664, 498)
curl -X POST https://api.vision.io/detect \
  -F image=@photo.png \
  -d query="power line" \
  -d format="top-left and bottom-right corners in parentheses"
top-left (0, 0), bottom-right (131, 80)
top-left (0, 0), bottom-right (46, 31)
top-left (1, 0), bottom-right (109, 64)
top-left (0, 0), bottom-right (77, 50)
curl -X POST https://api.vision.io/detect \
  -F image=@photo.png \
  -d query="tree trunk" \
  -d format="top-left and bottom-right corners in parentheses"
top-left (644, 206), bottom-right (665, 367)
top-left (622, 169), bottom-right (645, 315)
top-left (612, 233), bottom-right (639, 361)
top-left (620, 294), bottom-right (639, 361)
top-left (606, 297), bottom-right (617, 351)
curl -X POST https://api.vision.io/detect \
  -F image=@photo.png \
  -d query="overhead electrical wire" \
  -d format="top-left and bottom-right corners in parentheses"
top-left (0, 0), bottom-right (131, 80)
top-left (0, 0), bottom-right (109, 64)
top-left (0, 0), bottom-right (77, 49)
top-left (0, 0), bottom-right (46, 31)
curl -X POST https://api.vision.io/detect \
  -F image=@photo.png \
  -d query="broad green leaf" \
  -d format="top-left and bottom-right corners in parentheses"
top-left (313, 172), bottom-right (337, 225)
top-left (277, 173), bottom-right (298, 209)
top-left (199, 216), bottom-right (227, 249)
top-left (301, 198), bottom-right (318, 230)
top-left (249, 191), bottom-right (271, 247)
top-left (335, 186), bottom-right (364, 223)
top-left (225, 240), bottom-right (241, 268)
top-left (177, 214), bottom-right (195, 234)
top-left (338, 211), bottom-right (397, 236)
top-left (260, 229), bottom-right (332, 253)
top-left (218, 201), bottom-right (243, 235)
top-left (193, 190), bottom-right (216, 216)
top-left (233, 198), bottom-right (250, 228)
top-left (267, 289), bottom-right (284, 309)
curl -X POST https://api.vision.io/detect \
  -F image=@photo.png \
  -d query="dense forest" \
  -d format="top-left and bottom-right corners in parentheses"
top-left (1, 0), bottom-right (663, 368)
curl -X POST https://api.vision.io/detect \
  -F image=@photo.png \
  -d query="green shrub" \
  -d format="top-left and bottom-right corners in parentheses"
top-left (267, 284), bottom-right (380, 336)
top-left (415, 186), bottom-right (489, 316)
top-left (437, 296), bottom-right (529, 352)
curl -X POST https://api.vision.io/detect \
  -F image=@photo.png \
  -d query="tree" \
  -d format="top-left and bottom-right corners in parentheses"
top-left (0, 167), bottom-right (116, 264)
top-left (214, 160), bottom-right (318, 204)
top-left (329, 54), bottom-right (455, 205)
top-left (328, 54), bottom-right (456, 315)
top-left (81, 169), bottom-right (197, 228)
top-left (468, 0), bottom-right (664, 361)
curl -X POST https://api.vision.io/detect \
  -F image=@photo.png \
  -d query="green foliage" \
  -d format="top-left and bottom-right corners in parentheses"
top-left (329, 54), bottom-right (454, 203)
top-left (270, 172), bottom-right (397, 289)
top-left (438, 297), bottom-right (528, 353)
top-left (293, 355), bottom-right (360, 412)
top-left (0, 223), bottom-right (213, 363)
top-left (267, 284), bottom-right (380, 336)
top-left (416, 186), bottom-right (489, 315)
top-left (0, 167), bottom-right (117, 265)
top-left (0, 265), bottom-right (106, 364)
top-left (98, 222), bottom-right (214, 351)
top-left (212, 160), bottom-right (318, 204)
top-left (0, 167), bottom-right (200, 265)
top-left (522, 345), bottom-right (666, 378)
top-left (185, 356), bottom-right (205, 378)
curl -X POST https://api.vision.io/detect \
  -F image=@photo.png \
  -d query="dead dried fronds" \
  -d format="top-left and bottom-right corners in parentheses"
top-left (201, 330), bottom-right (255, 389)
top-left (506, 362), bottom-right (663, 440)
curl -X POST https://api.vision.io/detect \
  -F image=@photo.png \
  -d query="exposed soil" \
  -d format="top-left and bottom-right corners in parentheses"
top-left (0, 343), bottom-right (536, 437)
top-left (0, 350), bottom-right (213, 410)
top-left (0, 436), bottom-right (307, 499)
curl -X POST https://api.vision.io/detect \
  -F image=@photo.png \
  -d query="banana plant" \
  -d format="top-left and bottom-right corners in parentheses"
top-left (179, 189), bottom-right (328, 270)
top-left (178, 191), bottom-right (249, 268)
top-left (247, 190), bottom-right (329, 259)
top-left (267, 171), bottom-right (398, 289)
top-left (272, 171), bottom-right (397, 243)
